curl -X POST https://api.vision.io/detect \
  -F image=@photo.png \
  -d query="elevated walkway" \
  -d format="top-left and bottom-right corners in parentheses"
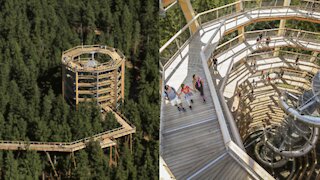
top-left (162, 51), bottom-right (227, 179)
top-left (0, 106), bottom-right (135, 152)
top-left (161, 24), bottom-right (272, 180)
top-left (160, 1), bottom-right (320, 179)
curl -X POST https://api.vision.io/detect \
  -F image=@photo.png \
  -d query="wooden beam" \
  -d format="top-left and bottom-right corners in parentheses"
top-left (130, 134), bottom-right (133, 154)
top-left (224, 17), bottom-right (320, 36)
top-left (75, 71), bottom-right (79, 106)
top-left (114, 68), bottom-right (118, 108)
top-left (109, 145), bottom-right (113, 167)
top-left (162, 0), bottom-right (176, 7)
top-left (121, 60), bottom-right (125, 102)
top-left (62, 65), bottom-right (65, 99)
top-left (45, 152), bottom-right (58, 177)
top-left (178, 0), bottom-right (199, 34)
top-left (310, 51), bottom-right (319, 62)
top-left (236, 0), bottom-right (245, 42)
top-left (71, 152), bottom-right (76, 168)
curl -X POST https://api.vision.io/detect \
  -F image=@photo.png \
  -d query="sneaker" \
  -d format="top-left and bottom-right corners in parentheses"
top-left (191, 99), bottom-right (194, 104)
top-left (189, 106), bottom-right (192, 109)
top-left (203, 98), bottom-right (206, 103)
top-left (182, 108), bottom-right (186, 112)
top-left (177, 107), bottom-right (181, 111)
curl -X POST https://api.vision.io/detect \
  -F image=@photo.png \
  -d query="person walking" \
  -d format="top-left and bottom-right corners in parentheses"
top-left (179, 83), bottom-right (194, 109)
top-left (261, 70), bottom-right (265, 80)
top-left (266, 36), bottom-right (271, 46)
top-left (193, 74), bottom-right (206, 103)
top-left (212, 57), bottom-right (218, 73)
top-left (259, 33), bottom-right (263, 40)
top-left (164, 85), bottom-right (186, 112)
top-left (256, 36), bottom-right (261, 48)
top-left (295, 56), bottom-right (299, 66)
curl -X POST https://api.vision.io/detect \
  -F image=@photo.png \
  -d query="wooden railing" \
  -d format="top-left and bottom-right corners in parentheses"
top-left (0, 105), bottom-right (135, 152)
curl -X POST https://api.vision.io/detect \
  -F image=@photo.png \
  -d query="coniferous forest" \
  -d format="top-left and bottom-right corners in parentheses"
top-left (0, 0), bottom-right (158, 179)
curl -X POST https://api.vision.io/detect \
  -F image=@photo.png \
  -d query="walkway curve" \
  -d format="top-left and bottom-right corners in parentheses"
top-left (0, 106), bottom-right (135, 152)
top-left (160, 1), bottom-right (320, 179)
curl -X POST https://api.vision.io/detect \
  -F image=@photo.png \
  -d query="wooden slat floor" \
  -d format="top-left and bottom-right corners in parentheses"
top-left (162, 34), bottom-right (252, 179)
top-left (192, 154), bottom-right (253, 180)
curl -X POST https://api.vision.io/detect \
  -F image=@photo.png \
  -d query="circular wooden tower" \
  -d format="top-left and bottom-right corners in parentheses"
top-left (62, 45), bottom-right (125, 109)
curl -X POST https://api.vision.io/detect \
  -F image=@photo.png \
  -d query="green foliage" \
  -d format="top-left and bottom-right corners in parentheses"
top-left (0, 0), bottom-right (158, 179)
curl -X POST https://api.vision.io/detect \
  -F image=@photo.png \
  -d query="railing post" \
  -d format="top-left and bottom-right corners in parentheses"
top-left (310, 51), bottom-right (320, 63)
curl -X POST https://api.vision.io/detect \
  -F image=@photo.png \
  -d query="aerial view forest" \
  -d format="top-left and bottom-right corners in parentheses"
top-left (0, 0), bottom-right (158, 179)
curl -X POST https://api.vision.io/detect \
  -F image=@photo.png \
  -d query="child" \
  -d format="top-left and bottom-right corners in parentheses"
top-left (180, 84), bottom-right (194, 109)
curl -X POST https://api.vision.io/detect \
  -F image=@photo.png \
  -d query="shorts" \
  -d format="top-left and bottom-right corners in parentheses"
top-left (170, 96), bottom-right (181, 106)
top-left (184, 92), bottom-right (193, 99)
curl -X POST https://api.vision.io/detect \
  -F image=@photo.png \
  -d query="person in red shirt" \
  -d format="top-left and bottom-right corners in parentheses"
top-left (179, 83), bottom-right (194, 109)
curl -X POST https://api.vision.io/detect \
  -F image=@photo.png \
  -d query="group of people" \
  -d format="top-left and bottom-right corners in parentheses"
top-left (164, 74), bottom-right (206, 112)
top-left (256, 33), bottom-right (271, 48)
top-left (261, 70), bottom-right (272, 82)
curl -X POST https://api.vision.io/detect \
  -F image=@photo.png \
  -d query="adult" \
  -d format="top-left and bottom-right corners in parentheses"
top-left (164, 85), bottom-right (186, 112)
top-left (266, 36), bottom-right (271, 46)
top-left (212, 57), bottom-right (218, 73)
top-left (295, 56), bottom-right (299, 66)
top-left (192, 74), bottom-right (206, 103)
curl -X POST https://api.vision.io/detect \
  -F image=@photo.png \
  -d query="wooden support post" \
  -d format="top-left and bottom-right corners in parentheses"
top-left (310, 51), bottom-right (319, 62)
top-left (45, 152), bottom-right (58, 177)
top-left (62, 65), bottom-right (65, 98)
top-left (236, 1), bottom-right (245, 42)
top-left (109, 145), bottom-right (113, 167)
top-left (278, 0), bottom-right (291, 35)
top-left (161, 0), bottom-right (176, 7)
top-left (115, 144), bottom-right (119, 167)
top-left (121, 60), bottom-right (125, 102)
top-left (114, 69), bottom-right (118, 108)
top-left (275, 0), bottom-right (291, 57)
top-left (71, 152), bottom-right (76, 168)
top-left (130, 133), bottom-right (133, 154)
top-left (75, 71), bottom-right (79, 106)
top-left (178, 0), bottom-right (199, 34)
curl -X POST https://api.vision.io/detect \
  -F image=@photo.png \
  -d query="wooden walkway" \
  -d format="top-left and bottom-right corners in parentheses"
top-left (0, 106), bottom-right (135, 152)
top-left (161, 34), bottom-right (252, 179)
top-left (161, 2), bottom-right (320, 179)
top-left (189, 153), bottom-right (253, 180)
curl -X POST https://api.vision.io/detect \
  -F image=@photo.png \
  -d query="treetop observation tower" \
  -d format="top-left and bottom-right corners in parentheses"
top-left (0, 45), bottom-right (135, 170)
top-left (62, 45), bottom-right (125, 108)
top-left (160, 0), bottom-right (320, 179)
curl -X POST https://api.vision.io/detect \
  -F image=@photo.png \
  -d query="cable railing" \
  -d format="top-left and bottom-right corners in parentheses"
top-left (160, 0), bottom-right (320, 70)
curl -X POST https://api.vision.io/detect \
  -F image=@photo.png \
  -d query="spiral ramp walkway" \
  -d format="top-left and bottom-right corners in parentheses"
top-left (160, 0), bottom-right (320, 179)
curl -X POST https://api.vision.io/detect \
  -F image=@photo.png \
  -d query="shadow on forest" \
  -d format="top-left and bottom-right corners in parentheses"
top-left (37, 66), bottom-right (62, 96)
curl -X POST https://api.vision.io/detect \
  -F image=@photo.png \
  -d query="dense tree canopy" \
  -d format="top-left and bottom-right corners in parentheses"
top-left (0, 0), bottom-right (158, 179)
